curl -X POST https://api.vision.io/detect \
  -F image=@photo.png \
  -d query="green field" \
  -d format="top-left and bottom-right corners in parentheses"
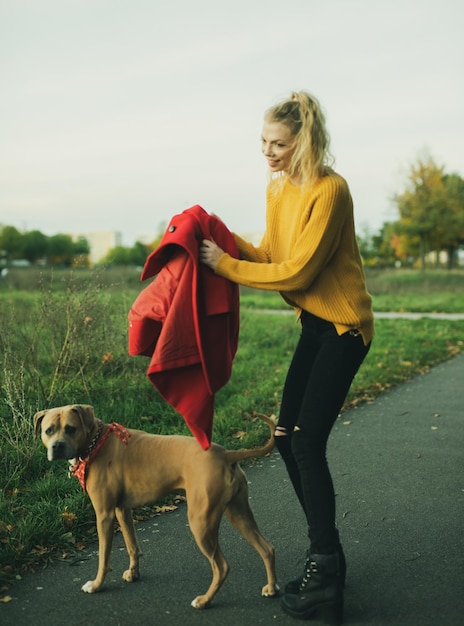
top-left (1, 267), bottom-right (463, 583)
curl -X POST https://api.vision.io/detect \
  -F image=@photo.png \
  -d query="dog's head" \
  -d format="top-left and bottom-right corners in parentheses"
top-left (34, 404), bottom-right (98, 461)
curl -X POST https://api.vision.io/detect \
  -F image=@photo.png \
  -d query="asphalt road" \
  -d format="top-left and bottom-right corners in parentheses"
top-left (2, 353), bottom-right (464, 625)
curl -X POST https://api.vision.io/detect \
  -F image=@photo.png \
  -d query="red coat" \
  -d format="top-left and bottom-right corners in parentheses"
top-left (128, 205), bottom-right (240, 449)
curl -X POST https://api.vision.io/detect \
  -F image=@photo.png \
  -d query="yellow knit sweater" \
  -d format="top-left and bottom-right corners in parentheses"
top-left (215, 171), bottom-right (374, 345)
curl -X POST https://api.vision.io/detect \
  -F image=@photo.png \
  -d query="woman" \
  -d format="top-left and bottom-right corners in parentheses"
top-left (200, 91), bottom-right (374, 623)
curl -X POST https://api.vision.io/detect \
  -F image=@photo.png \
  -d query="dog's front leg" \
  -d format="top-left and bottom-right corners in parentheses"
top-left (82, 510), bottom-right (115, 593)
top-left (115, 507), bottom-right (141, 583)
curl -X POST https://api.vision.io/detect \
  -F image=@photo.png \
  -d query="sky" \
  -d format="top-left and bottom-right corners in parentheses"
top-left (1, 0), bottom-right (463, 247)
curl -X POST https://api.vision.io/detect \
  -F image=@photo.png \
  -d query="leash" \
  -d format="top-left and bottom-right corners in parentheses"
top-left (69, 421), bottom-right (130, 493)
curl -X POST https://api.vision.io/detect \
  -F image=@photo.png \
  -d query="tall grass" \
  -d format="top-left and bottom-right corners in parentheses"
top-left (0, 267), bottom-right (463, 583)
top-left (238, 269), bottom-right (464, 312)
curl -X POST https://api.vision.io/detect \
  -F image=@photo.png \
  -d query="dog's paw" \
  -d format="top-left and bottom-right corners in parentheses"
top-left (81, 580), bottom-right (98, 593)
top-left (261, 583), bottom-right (279, 598)
top-left (122, 567), bottom-right (140, 583)
top-left (191, 595), bottom-right (211, 609)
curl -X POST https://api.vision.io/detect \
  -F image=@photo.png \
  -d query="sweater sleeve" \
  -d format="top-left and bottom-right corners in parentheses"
top-left (233, 232), bottom-right (271, 263)
top-left (216, 176), bottom-right (350, 292)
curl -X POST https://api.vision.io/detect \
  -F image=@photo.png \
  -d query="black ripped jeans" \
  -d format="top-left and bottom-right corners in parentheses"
top-left (275, 310), bottom-right (371, 554)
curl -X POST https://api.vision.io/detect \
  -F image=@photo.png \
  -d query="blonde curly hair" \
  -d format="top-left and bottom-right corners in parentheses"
top-left (264, 91), bottom-right (334, 187)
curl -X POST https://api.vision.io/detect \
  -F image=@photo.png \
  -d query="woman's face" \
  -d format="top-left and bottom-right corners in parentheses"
top-left (261, 121), bottom-right (296, 175)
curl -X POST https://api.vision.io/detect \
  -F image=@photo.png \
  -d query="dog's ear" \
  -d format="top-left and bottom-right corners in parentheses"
top-left (33, 410), bottom-right (47, 438)
top-left (73, 405), bottom-right (96, 435)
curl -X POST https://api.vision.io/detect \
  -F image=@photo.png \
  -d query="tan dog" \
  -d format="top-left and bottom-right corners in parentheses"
top-left (34, 404), bottom-right (278, 609)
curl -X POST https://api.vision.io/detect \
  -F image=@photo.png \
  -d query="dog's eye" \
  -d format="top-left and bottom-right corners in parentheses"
top-left (45, 427), bottom-right (54, 436)
top-left (64, 425), bottom-right (77, 435)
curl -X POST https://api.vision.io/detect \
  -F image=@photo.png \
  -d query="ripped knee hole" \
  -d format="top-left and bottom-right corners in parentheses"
top-left (275, 426), bottom-right (301, 436)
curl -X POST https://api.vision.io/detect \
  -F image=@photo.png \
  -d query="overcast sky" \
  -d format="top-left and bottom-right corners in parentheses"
top-left (1, 0), bottom-right (463, 246)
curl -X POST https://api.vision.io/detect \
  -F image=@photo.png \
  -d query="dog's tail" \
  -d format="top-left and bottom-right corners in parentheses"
top-left (225, 413), bottom-right (276, 463)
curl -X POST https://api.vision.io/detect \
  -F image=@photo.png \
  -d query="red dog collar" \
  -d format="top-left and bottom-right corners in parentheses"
top-left (69, 422), bottom-right (130, 493)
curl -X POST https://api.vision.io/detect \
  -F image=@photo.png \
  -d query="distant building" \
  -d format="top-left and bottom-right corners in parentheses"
top-left (134, 232), bottom-right (159, 246)
top-left (71, 231), bottom-right (122, 264)
top-left (424, 246), bottom-right (464, 268)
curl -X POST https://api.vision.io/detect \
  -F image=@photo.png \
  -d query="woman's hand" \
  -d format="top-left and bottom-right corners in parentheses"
top-left (200, 239), bottom-right (224, 270)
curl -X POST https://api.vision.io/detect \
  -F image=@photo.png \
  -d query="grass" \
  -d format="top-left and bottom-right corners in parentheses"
top-left (0, 266), bottom-right (463, 586)
top-left (238, 269), bottom-right (464, 313)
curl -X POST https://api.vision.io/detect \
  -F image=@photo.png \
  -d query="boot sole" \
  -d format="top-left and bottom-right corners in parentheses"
top-left (281, 598), bottom-right (343, 625)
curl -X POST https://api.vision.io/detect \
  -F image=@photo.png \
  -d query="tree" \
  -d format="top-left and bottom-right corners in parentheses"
top-left (373, 223), bottom-right (400, 267)
top-left (357, 223), bottom-right (397, 267)
top-left (130, 241), bottom-right (151, 266)
top-left (100, 241), bottom-right (153, 267)
top-left (73, 236), bottom-right (90, 256)
top-left (0, 225), bottom-right (23, 260)
top-left (388, 223), bottom-right (416, 266)
top-left (22, 230), bottom-right (49, 263)
top-left (69, 236), bottom-right (91, 267)
top-left (100, 245), bottom-right (132, 266)
top-left (48, 234), bottom-right (75, 266)
top-left (439, 173), bottom-right (464, 268)
top-left (392, 153), bottom-right (464, 269)
top-left (394, 154), bottom-right (445, 269)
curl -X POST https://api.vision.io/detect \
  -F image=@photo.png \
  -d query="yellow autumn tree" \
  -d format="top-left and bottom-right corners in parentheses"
top-left (394, 153), bottom-right (450, 269)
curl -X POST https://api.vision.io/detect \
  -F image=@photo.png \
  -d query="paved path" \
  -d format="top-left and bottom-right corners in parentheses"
top-left (257, 309), bottom-right (464, 320)
top-left (374, 311), bottom-right (464, 320)
top-left (2, 354), bottom-right (464, 625)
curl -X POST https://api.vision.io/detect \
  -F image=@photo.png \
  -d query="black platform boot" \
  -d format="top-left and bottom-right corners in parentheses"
top-left (285, 535), bottom-right (346, 594)
top-left (281, 552), bottom-right (343, 624)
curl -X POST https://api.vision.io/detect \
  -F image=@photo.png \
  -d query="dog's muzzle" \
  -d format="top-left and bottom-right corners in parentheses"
top-left (48, 440), bottom-right (74, 461)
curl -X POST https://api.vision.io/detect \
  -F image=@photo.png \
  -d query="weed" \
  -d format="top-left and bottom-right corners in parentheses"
top-left (0, 268), bottom-right (463, 582)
